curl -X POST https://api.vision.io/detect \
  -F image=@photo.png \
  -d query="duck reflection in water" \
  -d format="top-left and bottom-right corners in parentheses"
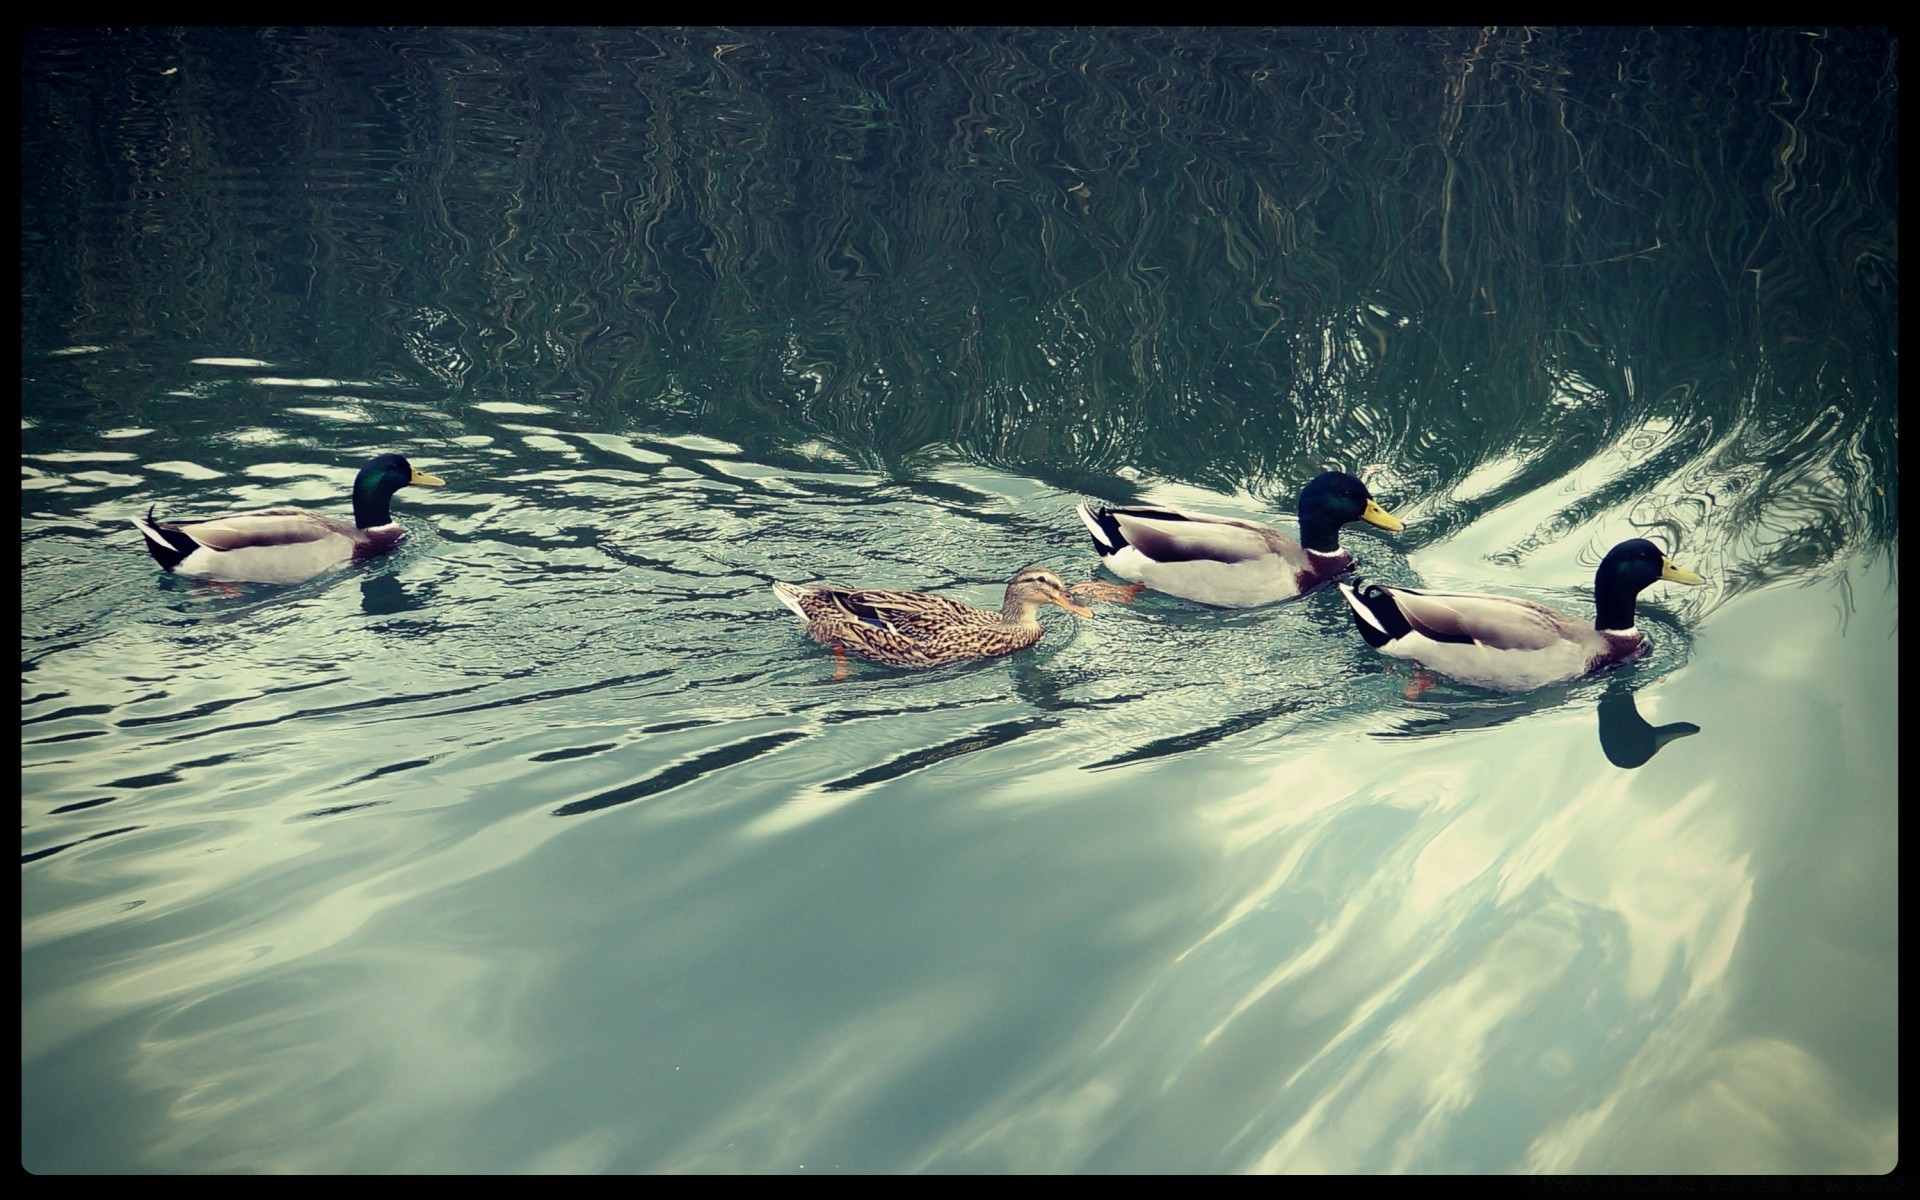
top-left (1596, 678), bottom-right (1700, 768)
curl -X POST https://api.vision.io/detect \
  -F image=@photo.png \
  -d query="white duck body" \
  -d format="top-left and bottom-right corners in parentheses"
top-left (1337, 539), bottom-right (1706, 693)
top-left (1339, 584), bottom-right (1650, 692)
top-left (131, 508), bottom-right (405, 584)
top-left (1075, 471), bottom-right (1402, 609)
top-left (130, 453), bottom-right (444, 585)
top-left (1076, 507), bottom-right (1349, 607)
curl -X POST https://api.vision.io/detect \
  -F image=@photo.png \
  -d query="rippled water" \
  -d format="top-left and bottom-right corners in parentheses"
top-left (22, 28), bottom-right (1896, 1173)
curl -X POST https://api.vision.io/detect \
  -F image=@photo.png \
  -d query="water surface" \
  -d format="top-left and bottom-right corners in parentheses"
top-left (21, 27), bottom-right (1897, 1173)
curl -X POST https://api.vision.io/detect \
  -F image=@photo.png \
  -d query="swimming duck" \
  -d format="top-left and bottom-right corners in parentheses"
top-left (1338, 538), bottom-right (1706, 692)
top-left (772, 564), bottom-right (1093, 676)
top-left (131, 453), bottom-right (446, 584)
top-left (1076, 471), bottom-right (1403, 607)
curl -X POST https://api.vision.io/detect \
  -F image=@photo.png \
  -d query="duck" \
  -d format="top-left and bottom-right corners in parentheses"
top-left (1337, 538), bottom-right (1706, 693)
top-left (131, 453), bottom-right (446, 584)
top-left (772, 564), bottom-right (1093, 676)
top-left (1076, 470), bottom-right (1403, 607)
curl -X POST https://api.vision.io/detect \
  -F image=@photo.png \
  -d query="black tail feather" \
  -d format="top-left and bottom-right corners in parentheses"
top-left (1082, 504), bottom-right (1128, 557)
top-left (1346, 580), bottom-right (1413, 648)
top-left (134, 505), bottom-right (195, 572)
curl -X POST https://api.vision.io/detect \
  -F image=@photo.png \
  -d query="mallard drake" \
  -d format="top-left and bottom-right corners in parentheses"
top-left (1076, 471), bottom-right (1403, 607)
top-left (771, 563), bottom-right (1093, 675)
top-left (1338, 538), bottom-right (1706, 693)
top-left (131, 453), bottom-right (446, 584)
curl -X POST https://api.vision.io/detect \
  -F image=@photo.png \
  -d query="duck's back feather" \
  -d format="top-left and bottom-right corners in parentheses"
top-left (1077, 503), bottom-right (1336, 606)
top-left (1378, 587), bottom-right (1578, 651)
top-left (769, 580), bottom-right (1049, 668)
top-left (785, 585), bottom-right (988, 638)
top-left (1084, 506), bottom-right (1289, 567)
top-left (160, 508), bottom-right (352, 550)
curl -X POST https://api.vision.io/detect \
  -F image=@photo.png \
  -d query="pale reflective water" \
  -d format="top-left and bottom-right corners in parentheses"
top-left (22, 27), bottom-right (1896, 1173)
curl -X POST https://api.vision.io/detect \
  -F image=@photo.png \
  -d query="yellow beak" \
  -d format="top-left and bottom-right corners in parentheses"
top-left (1360, 499), bottom-right (1404, 533)
top-left (410, 468), bottom-right (447, 488)
top-left (1661, 558), bottom-right (1706, 585)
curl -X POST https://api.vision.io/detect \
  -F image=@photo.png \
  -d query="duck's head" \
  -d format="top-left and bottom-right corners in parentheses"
top-left (353, 454), bottom-right (446, 527)
top-left (1005, 564), bottom-right (1095, 617)
top-left (1594, 538), bottom-right (1705, 629)
top-left (362, 453), bottom-right (446, 492)
top-left (1298, 471), bottom-right (1403, 551)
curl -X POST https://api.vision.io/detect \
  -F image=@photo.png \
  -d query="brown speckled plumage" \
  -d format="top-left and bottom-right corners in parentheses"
top-left (771, 564), bottom-right (1092, 669)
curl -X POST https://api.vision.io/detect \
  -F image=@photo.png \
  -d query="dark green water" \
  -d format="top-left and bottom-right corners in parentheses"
top-left (21, 27), bottom-right (1896, 1173)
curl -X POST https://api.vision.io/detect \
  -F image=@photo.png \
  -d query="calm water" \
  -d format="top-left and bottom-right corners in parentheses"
top-left (21, 27), bottom-right (1896, 1173)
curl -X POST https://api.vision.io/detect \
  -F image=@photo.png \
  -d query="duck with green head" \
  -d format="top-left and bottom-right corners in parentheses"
top-left (1076, 470), bottom-right (1404, 607)
top-left (131, 453), bottom-right (446, 585)
top-left (1338, 538), bottom-right (1707, 692)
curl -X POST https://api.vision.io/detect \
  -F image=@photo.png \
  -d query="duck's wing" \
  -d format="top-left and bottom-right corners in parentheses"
top-left (1382, 587), bottom-right (1576, 651)
top-left (825, 588), bottom-right (975, 636)
top-left (1099, 507), bottom-right (1291, 566)
top-left (166, 508), bottom-right (349, 551)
